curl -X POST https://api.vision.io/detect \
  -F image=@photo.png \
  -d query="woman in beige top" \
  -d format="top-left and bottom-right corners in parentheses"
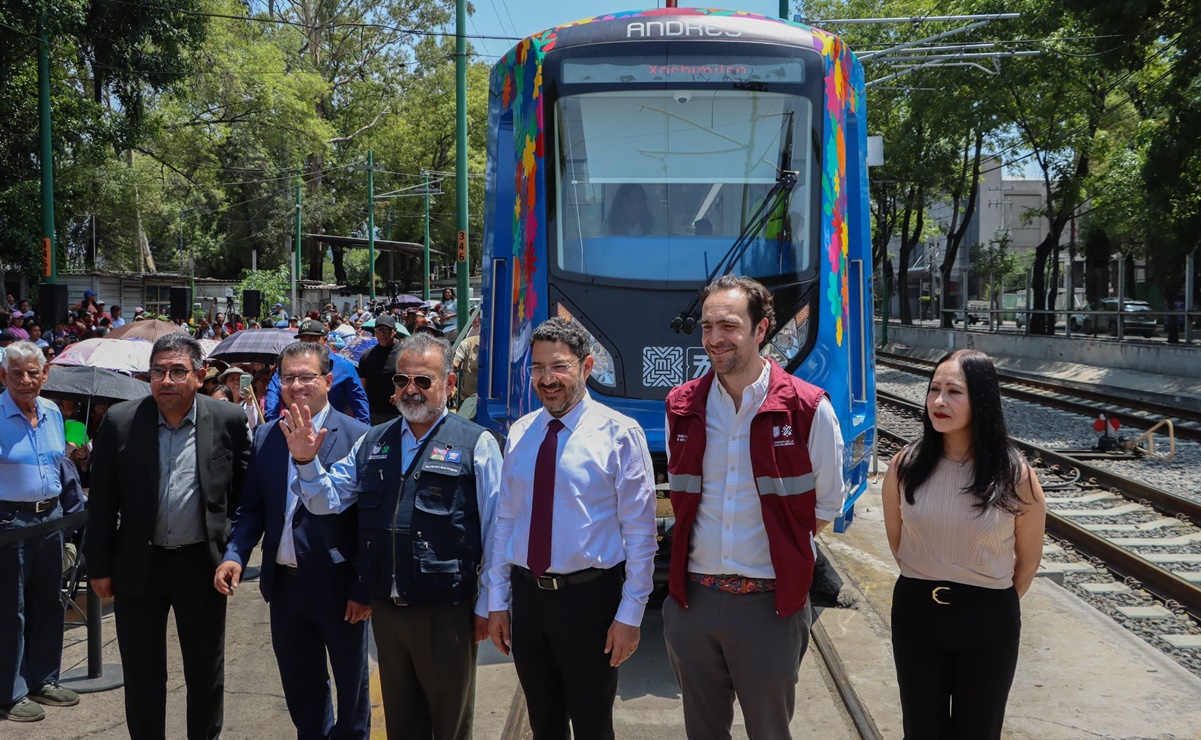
top-left (882, 349), bottom-right (1046, 739)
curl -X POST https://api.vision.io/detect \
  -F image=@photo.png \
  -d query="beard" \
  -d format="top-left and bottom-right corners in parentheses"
top-left (396, 391), bottom-right (444, 425)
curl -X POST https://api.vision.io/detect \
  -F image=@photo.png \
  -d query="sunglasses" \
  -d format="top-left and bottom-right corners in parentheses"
top-left (392, 373), bottom-right (434, 390)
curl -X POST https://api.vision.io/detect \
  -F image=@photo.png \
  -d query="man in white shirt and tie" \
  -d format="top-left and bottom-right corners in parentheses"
top-left (486, 318), bottom-right (657, 740)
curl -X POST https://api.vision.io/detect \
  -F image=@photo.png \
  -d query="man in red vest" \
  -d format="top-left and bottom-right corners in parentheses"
top-left (663, 275), bottom-right (845, 739)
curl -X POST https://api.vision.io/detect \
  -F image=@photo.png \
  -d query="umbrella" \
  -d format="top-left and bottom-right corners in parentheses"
top-left (338, 336), bottom-right (377, 367)
top-left (105, 319), bottom-right (189, 341)
top-left (207, 328), bottom-right (297, 363)
top-left (391, 294), bottom-right (424, 309)
top-left (42, 365), bottom-right (151, 404)
top-left (51, 338), bottom-right (153, 373)
top-left (197, 338), bottom-right (221, 358)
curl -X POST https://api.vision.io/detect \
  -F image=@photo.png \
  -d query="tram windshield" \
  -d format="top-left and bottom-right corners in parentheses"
top-left (554, 89), bottom-right (814, 285)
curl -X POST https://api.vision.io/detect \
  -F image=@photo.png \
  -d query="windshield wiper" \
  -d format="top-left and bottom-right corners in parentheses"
top-left (671, 111), bottom-right (799, 334)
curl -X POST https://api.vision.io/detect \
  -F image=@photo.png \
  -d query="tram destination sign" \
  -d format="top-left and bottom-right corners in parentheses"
top-left (562, 57), bottom-right (805, 85)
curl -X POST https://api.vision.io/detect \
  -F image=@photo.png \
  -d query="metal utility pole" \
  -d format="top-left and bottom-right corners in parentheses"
top-left (423, 170), bottom-right (432, 301)
top-left (294, 173), bottom-right (302, 316)
top-left (455, 0), bottom-right (469, 321)
top-left (368, 149), bottom-right (376, 302)
top-left (38, 10), bottom-right (56, 284)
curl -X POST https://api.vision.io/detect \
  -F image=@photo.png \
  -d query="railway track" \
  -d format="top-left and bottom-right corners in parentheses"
top-left (877, 352), bottom-right (1201, 443)
top-left (878, 389), bottom-right (1201, 623)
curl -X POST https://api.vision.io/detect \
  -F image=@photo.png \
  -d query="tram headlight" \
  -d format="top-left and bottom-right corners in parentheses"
top-left (762, 305), bottom-right (810, 366)
top-left (556, 304), bottom-right (618, 388)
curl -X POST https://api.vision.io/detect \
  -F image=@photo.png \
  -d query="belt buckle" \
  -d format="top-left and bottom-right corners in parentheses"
top-left (391, 597), bottom-right (409, 606)
top-left (35, 499), bottom-right (52, 513)
top-left (536, 575), bottom-right (561, 591)
top-left (932, 586), bottom-right (950, 605)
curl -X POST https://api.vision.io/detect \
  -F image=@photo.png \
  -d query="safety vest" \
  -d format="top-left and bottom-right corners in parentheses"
top-left (665, 360), bottom-right (827, 617)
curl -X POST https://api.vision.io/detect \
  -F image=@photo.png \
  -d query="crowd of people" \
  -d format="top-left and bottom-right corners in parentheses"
top-left (0, 276), bottom-right (1046, 740)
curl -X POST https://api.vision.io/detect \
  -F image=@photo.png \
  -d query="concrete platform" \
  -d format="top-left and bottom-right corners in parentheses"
top-left (879, 325), bottom-right (1201, 411)
top-left (820, 466), bottom-right (1201, 739)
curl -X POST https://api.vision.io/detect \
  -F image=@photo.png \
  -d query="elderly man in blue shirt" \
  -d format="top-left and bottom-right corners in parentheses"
top-left (0, 341), bottom-right (80, 722)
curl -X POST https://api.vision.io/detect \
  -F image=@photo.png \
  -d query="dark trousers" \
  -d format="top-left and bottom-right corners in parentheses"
top-left (662, 580), bottom-right (813, 740)
top-left (114, 544), bottom-right (227, 740)
top-left (0, 503), bottom-right (65, 705)
top-left (511, 565), bottom-right (624, 740)
top-left (891, 575), bottom-right (1021, 740)
top-left (371, 599), bottom-right (477, 740)
top-left (271, 569), bottom-right (370, 740)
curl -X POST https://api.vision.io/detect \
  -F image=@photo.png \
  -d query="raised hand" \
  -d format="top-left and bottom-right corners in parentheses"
top-left (280, 402), bottom-right (326, 463)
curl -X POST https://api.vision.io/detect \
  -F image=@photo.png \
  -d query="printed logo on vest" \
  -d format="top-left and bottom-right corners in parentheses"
top-left (429, 445), bottom-right (459, 462)
top-left (369, 441), bottom-right (390, 460)
top-left (445, 450), bottom-right (463, 463)
top-left (773, 424), bottom-right (796, 448)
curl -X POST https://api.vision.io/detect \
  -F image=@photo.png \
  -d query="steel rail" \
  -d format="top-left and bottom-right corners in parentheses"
top-left (877, 353), bottom-right (1201, 442)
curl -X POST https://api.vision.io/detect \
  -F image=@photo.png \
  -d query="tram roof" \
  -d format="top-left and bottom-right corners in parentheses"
top-left (512, 7), bottom-right (824, 56)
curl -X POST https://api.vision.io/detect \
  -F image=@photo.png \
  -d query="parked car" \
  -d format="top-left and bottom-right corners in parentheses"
top-left (1073, 299), bottom-right (1158, 337)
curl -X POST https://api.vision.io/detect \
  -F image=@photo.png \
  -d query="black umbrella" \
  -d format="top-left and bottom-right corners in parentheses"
top-left (207, 328), bottom-right (298, 363)
top-left (41, 365), bottom-right (151, 404)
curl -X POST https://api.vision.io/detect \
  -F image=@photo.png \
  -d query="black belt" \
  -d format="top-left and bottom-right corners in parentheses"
top-left (154, 542), bottom-right (205, 552)
top-left (280, 565), bottom-right (300, 575)
top-left (516, 565), bottom-right (611, 591)
top-left (0, 496), bottom-right (59, 514)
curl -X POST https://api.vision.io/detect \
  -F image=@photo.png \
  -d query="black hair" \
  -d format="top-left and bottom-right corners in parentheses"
top-left (897, 350), bottom-right (1024, 513)
top-left (700, 274), bottom-right (776, 337)
top-left (532, 317), bottom-right (590, 361)
top-left (606, 183), bottom-right (654, 235)
top-left (278, 342), bottom-right (331, 374)
top-left (210, 385), bottom-right (233, 400)
top-left (150, 333), bottom-right (204, 370)
top-left (397, 332), bottom-right (453, 376)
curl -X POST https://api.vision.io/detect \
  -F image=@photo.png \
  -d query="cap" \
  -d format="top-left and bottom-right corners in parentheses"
top-left (0, 330), bottom-right (18, 343)
top-left (96, 300), bottom-right (105, 306)
top-left (295, 319), bottom-right (327, 338)
top-left (84, 290), bottom-right (96, 298)
top-left (219, 367), bottom-right (245, 381)
top-left (134, 307), bottom-right (145, 314)
top-left (375, 314), bottom-right (397, 330)
top-left (10, 311), bottom-right (26, 319)
top-left (273, 303), bottom-right (284, 309)
top-left (415, 324), bottom-right (444, 338)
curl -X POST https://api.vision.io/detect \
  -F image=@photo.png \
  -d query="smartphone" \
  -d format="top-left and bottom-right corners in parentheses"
top-left (239, 374), bottom-right (252, 396)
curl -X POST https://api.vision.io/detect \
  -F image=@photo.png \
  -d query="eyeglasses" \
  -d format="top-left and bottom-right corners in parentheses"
top-left (280, 373), bottom-right (322, 386)
top-left (149, 367), bottom-right (195, 382)
top-left (530, 361), bottom-right (580, 378)
top-left (392, 373), bottom-right (435, 390)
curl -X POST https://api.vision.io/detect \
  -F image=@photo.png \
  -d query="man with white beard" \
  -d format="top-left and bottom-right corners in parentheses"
top-left (281, 332), bottom-right (502, 740)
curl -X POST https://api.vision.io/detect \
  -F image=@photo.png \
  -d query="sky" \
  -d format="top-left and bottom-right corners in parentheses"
top-left (462, 1), bottom-right (792, 62)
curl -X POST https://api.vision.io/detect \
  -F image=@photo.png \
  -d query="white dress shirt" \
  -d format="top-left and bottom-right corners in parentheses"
top-left (485, 394), bottom-right (658, 627)
top-left (294, 409), bottom-right (503, 618)
top-left (681, 359), bottom-right (845, 578)
top-left (278, 404), bottom-right (331, 567)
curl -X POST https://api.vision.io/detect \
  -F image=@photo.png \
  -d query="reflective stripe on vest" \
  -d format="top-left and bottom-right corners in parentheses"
top-left (668, 473), bottom-right (702, 494)
top-left (755, 473), bottom-right (816, 497)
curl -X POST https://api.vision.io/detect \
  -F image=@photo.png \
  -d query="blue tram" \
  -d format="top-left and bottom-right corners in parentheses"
top-left (477, 7), bottom-right (876, 532)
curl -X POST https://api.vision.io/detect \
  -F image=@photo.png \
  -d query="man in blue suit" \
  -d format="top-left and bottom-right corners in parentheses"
top-left (214, 341), bottom-right (372, 740)
top-left (263, 319), bottom-right (371, 425)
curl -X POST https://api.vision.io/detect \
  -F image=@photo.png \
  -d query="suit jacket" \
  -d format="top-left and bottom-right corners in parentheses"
top-left (86, 393), bottom-right (251, 596)
top-left (224, 408), bottom-right (370, 604)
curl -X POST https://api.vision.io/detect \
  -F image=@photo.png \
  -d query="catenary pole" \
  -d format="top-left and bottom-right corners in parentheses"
top-left (455, 0), bottom-right (469, 321)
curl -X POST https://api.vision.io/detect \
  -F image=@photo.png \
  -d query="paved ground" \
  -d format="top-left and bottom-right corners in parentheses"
top-left (10, 470), bottom-right (1201, 738)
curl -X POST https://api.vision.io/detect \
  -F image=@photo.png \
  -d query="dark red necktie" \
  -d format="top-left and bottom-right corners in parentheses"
top-left (527, 418), bottom-right (565, 578)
